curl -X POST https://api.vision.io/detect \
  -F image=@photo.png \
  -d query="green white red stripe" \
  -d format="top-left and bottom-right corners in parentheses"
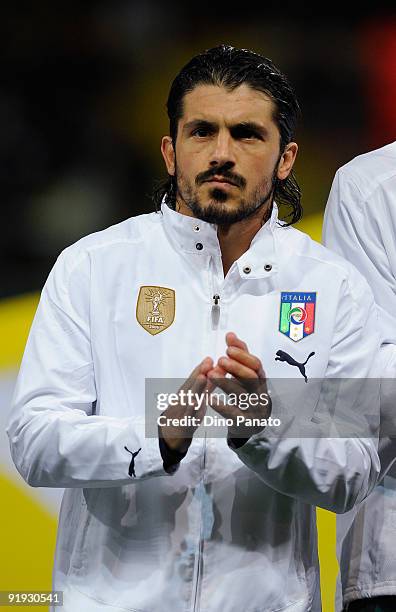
top-left (279, 292), bottom-right (316, 342)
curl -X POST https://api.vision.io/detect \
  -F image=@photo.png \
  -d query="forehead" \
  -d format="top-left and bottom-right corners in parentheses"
top-left (180, 83), bottom-right (277, 126)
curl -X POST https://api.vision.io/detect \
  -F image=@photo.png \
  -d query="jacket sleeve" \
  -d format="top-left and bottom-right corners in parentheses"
top-left (323, 168), bottom-right (396, 481)
top-left (229, 256), bottom-right (381, 514)
top-left (6, 248), bottom-right (169, 488)
top-left (323, 168), bottom-right (396, 346)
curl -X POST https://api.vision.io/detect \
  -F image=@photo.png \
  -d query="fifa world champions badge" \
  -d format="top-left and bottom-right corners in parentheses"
top-left (279, 292), bottom-right (316, 342)
top-left (136, 286), bottom-right (175, 335)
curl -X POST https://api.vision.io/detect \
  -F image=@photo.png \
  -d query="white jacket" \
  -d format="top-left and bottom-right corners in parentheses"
top-left (7, 202), bottom-right (381, 612)
top-left (323, 141), bottom-right (396, 608)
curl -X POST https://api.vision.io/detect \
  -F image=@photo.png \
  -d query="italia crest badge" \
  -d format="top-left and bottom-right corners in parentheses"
top-left (136, 286), bottom-right (175, 336)
top-left (279, 292), bottom-right (316, 342)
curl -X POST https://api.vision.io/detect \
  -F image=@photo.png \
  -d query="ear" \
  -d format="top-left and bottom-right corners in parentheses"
top-left (161, 136), bottom-right (175, 175)
top-left (276, 142), bottom-right (298, 180)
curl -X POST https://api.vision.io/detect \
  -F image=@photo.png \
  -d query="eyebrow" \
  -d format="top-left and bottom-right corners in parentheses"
top-left (183, 119), bottom-right (269, 139)
top-left (183, 119), bottom-right (215, 133)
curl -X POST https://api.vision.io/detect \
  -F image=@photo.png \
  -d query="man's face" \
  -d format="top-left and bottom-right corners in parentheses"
top-left (161, 83), bottom-right (297, 225)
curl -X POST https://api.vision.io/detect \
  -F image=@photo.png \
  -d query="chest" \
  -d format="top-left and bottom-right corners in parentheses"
top-left (89, 248), bottom-right (333, 385)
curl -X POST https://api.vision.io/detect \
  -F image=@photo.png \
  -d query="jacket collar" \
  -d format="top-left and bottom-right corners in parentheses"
top-left (161, 201), bottom-right (278, 279)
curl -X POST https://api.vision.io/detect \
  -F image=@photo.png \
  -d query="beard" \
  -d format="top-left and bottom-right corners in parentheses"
top-left (175, 162), bottom-right (278, 226)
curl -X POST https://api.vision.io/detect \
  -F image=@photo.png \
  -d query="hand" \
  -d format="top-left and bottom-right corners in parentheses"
top-left (207, 332), bottom-right (271, 440)
top-left (159, 357), bottom-right (214, 453)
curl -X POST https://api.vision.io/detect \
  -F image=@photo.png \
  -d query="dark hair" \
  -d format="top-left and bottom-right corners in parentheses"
top-left (153, 44), bottom-right (302, 225)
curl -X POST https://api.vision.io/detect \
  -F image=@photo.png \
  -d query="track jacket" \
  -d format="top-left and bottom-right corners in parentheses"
top-left (323, 141), bottom-right (396, 609)
top-left (7, 201), bottom-right (381, 612)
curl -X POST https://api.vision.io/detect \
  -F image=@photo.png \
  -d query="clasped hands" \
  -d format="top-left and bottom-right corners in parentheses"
top-left (159, 332), bottom-right (272, 454)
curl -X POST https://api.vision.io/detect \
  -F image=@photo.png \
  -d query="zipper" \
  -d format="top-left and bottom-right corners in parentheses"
top-left (191, 256), bottom-right (223, 611)
top-left (192, 433), bottom-right (207, 612)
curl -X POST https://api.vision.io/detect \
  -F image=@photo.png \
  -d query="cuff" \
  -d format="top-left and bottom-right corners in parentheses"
top-left (227, 436), bottom-right (250, 450)
top-left (158, 436), bottom-right (188, 474)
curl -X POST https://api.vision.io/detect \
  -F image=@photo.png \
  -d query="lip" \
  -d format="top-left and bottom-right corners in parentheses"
top-left (205, 177), bottom-right (237, 187)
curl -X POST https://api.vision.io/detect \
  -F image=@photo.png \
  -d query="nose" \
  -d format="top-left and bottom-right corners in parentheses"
top-left (209, 130), bottom-right (236, 168)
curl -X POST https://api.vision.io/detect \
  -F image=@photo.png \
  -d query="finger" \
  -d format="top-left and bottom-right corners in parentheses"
top-left (190, 372), bottom-right (209, 396)
top-left (207, 394), bottom-right (226, 409)
top-left (181, 358), bottom-right (212, 394)
top-left (226, 346), bottom-right (263, 373)
top-left (195, 357), bottom-right (217, 396)
top-left (209, 394), bottom-right (239, 420)
top-left (218, 356), bottom-right (258, 380)
top-left (207, 364), bottom-right (230, 387)
top-left (217, 357), bottom-right (264, 394)
top-left (225, 332), bottom-right (248, 351)
top-left (227, 346), bottom-right (267, 380)
top-left (204, 378), bottom-right (215, 394)
top-left (199, 357), bottom-right (214, 375)
top-left (189, 358), bottom-right (216, 410)
top-left (207, 365), bottom-right (227, 378)
top-left (207, 371), bottom-right (246, 396)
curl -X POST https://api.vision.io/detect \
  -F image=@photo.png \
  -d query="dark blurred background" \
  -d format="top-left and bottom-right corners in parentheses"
top-left (2, 2), bottom-right (396, 298)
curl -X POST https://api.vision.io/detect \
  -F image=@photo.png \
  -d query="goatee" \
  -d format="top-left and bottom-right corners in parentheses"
top-left (178, 178), bottom-right (276, 226)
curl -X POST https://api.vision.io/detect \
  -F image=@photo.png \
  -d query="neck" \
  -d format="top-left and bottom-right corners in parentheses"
top-left (217, 205), bottom-right (271, 275)
top-left (175, 198), bottom-right (272, 276)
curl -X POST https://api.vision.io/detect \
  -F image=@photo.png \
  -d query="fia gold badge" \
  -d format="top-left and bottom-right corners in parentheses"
top-left (136, 286), bottom-right (175, 336)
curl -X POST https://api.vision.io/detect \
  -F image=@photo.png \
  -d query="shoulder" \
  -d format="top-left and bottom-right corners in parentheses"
top-left (335, 141), bottom-right (396, 201)
top-left (44, 210), bottom-right (162, 292)
top-left (63, 210), bottom-right (161, 256)
top-left (56, 210), bottom-right (162, 272)
top-left (276, 224), bottom-right (373, 303)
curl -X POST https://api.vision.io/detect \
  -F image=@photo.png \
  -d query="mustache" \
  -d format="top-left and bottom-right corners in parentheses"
top-left (195, 162), bottom-right (246, 189)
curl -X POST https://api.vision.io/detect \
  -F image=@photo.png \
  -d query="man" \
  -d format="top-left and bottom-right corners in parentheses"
top-left (7, 45), bottom-right (381, 612)
top-left (323, 142), bottom-right (396, 612)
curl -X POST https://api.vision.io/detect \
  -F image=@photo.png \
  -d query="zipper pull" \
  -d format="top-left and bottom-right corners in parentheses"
top-left (211, 294), bottom-right (220, 328)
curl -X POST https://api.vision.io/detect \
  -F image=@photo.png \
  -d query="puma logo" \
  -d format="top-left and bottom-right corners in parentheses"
top-left (124, 446), bottom-right (142, 477)
top-left (275, 350), bottom-right (315, 383)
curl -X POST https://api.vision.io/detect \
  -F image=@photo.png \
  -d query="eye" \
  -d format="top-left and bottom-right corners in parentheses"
top-left (232, 126), bottom-right (262, 140)
top-left (192, 127), bottom-right (213, 138)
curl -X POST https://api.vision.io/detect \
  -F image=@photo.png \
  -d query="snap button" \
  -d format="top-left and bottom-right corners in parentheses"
top-left (195, 242), bottom-right (203, 250)
top-left (264, 264), bottom-right (272, 272)
top-left (243, 266), bottom-right (251, 274)
top-left (193, 225), bottom-right (200, 232)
